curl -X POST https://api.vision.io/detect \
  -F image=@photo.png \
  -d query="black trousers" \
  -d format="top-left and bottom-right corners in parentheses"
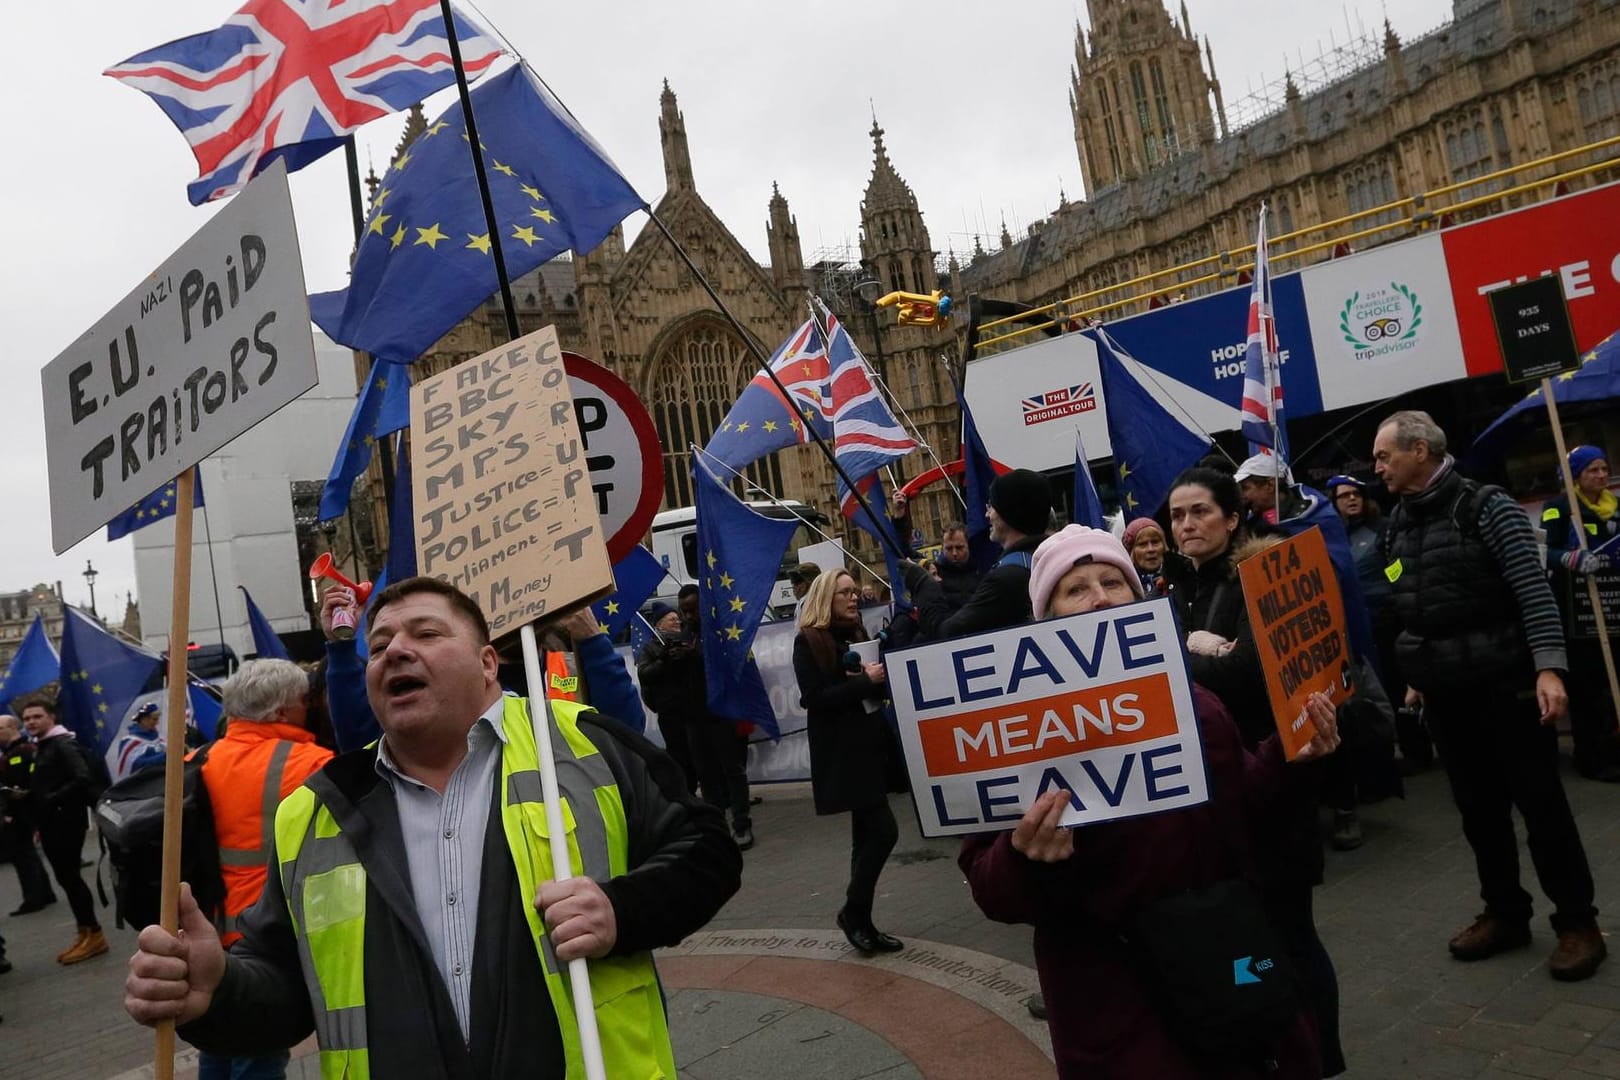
top-left (1565, 639), bottom-right (1620, 775)
top-left (656, 714), bottom-right (698, 796)
top-left (4, 817), bottom-right (55, 907)
top-left (689, 721), bottom-right (750, 834)
top-left (843, 799), bottom-right (898, 926)
top-left (1266, 884), bottom-right (1344, 1077)
top-left (38, 816), bottom-right (98, 931)
top-left (1427, 687), bottom-right (1597, 931)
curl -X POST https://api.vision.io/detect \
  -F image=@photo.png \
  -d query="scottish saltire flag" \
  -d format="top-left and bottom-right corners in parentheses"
top-left (1240, 204), bottom-right (1289, 459)
top-left (0, 615), bottom-right (60, 707)
top-left (693, 452), bottom-right (796, 738)
top-left (320, 359), bottom-right (410, 520)
top-left (310, 64), bottom-right (645, 363)
top-left (239, 587), bottom-right (290, 660)
top-left (59, 609), bottom-right (164, 755)
top-left (705, 319), bottom-right (832, 471)
top-left (1093, 330), bottom-right (1211, 520)
top-left (954, 378), bottom-right (1001, 574)
top-left (592, 546), bottom-right (666, 639)
top-left (1072, 431), bottom-right (1106, 530)
top-left (106, 0), bottom-right (503, 205)
top-left (107, 473), bottom-right (206, 541)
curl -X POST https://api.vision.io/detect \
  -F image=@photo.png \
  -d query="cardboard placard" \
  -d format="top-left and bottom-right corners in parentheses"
top-left (1238, 527), bottom-right (1353, 759)
top-left (889, 595), bottom-right (1208, 837)
top-left (42, 161), bottom-right (317, 553)
top-left (411, 325), bottom-right (613, 636)
top-left (1487, 275), bottom-right (1581, 385)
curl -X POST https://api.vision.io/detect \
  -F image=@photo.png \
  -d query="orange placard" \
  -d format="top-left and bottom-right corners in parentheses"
top-left (915, 673), bottom-right (1178, 777)
top-left (1237, 527), bottom-right (1353, 759)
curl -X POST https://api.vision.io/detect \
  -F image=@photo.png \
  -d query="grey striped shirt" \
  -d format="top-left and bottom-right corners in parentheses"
top-left (1476, 488), bottom-right (1570, 675)
top-left (375, 696), bottom-right (509, 1043)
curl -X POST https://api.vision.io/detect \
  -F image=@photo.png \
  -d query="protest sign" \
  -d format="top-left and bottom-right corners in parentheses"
top-left (42, 161), bottom-right (316, 553)
top-left (564, 353), bottom-right (663, 563)
top-left (412, 325), bottom-right (614, 636)
top-left (889, 595), bottom-right (1207, 837)
top-left (1238, 527), bottom-right (1352, 759)
top-left (1488, 275), bottom-right (1581, 385)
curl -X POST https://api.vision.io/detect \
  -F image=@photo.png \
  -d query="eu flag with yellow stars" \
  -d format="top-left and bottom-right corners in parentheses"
top-left (591, 545), bottom-right (667, 639)
top-left (106, 473), bottom-right (205, 541)
top-left (58, 608), bottom-right (163, 756)
top-left (1092, 329), bottom-right (1210, 521)
top-left (309, 63), bottom-right (646, 364)
top-left (320, 358), bottom-right (411, 521)
top-left (693, 452), bottom-right (796, 738)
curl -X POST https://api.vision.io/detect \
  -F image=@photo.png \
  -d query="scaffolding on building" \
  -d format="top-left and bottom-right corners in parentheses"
top-left (1224, 23), bottom-right (1386, 133)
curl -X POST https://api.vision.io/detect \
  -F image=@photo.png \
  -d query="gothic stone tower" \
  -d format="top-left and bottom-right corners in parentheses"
top-left (1070, 0), bottom-right (1223, 197)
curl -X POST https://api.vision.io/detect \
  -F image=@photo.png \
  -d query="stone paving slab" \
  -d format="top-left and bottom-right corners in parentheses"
top-left (0, 755), bottom-right (1616, 1078)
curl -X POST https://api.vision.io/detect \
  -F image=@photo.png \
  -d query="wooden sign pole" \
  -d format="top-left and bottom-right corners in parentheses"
top-left (154, 466), bottom-right (197, 1080)
top-left (1541, 382), bottom-right (1620, 725)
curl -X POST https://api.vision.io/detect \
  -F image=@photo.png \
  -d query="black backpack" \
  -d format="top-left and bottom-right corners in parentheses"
top-left (93, 745), bottom-right (225, 930)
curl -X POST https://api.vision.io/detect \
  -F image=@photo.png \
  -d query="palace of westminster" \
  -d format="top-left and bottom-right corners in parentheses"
top-left (357, 0), bottom-right (1620, 575)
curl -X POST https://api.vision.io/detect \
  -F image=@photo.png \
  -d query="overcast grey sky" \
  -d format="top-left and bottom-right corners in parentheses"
top-left (4, 0), bottom-right (1453, 619)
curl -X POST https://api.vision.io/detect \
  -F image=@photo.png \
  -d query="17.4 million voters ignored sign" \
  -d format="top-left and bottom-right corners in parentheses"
top-left (890, 595), bottom-right (1208, 837)
top-left (41, 161), bottom-right (317, 553)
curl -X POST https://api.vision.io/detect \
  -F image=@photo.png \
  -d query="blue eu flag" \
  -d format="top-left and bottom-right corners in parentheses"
top-left (1072, 431), bottom-right (1106, 529)
top-left (693, 452), bottom-right (797, 737)
top-left (1093, 329), bottom-right (1211, 520)
top-left (592, 546), bottom-right (667, 639)
top-left (320, 359), bottom-right (411, 521)
top-left (0, 614), bottom-right (60, 707)
top-left (954, 379), bottom-right (1000, 574)
top-left (188, 681), bottom-right (224, 741)
top-left (309, 64), bottom-right (646, 364)
top-left (58, 608), bottom-right (163, 755)
top-left (384, 437), bottom-right (418, 582)
top-left (239, 587), bottom-right (290, 661)
top-left (107, 474), bottom-right (205, 541)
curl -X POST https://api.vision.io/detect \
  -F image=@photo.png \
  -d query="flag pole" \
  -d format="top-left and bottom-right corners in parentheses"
top-left (439, 16), bottom-right (603, 1074)
top-left (153, 466), bottom-right (198, 1080)
top-left (1541, 382), bottom-right (1620, 726)
top-left (439, 2), bottom-right (521, 342)
top-left (647, 214), bottom-right (908, 566)
top-left (198, 492), bottom-right (228, 652)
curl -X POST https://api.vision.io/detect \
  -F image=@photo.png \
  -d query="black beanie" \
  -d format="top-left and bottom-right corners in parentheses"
top-left (989, 469), bottom-right (1053, 537)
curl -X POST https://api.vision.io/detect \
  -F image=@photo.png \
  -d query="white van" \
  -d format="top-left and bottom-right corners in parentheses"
top-left (649, 500), bottom-right (830, 619)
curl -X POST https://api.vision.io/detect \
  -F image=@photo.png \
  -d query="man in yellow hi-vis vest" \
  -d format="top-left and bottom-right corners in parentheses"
top-left (124, 577), bottom-right (742, 1078)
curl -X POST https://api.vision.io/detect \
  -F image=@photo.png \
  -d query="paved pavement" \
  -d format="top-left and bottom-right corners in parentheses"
top-left (3, 753), bottom-right (1620, 1078)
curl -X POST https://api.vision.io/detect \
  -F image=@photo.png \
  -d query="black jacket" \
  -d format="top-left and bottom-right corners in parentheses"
top-left (793, 628), bottom-right (896, 815)
top-left (934, 558), bottom-right (982, 608)
top-left (636, 634), bottom-right (714, 724)
top-left (0, 737), bottom-right (36, 824)
top-left (29, 732), bottom-right (89, 830)
top-left (908, 535), bottom-right (1045, 642)
top-left (179, 707), bottom-right (742, 1077)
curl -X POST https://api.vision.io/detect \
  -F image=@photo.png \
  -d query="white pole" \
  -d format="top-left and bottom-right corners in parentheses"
top-left (519, 623), bottom-right (607, 1080)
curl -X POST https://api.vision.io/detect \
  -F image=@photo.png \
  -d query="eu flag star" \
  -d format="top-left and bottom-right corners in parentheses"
top-left (92, 683), bottom-right (103, 695)
top-left (373, 187), bottom-right (393, 209)
top-left (725, 625), bottom-right (744, 641)
top-left (531, 207), bottom-right (557, 224)
top-left (706, 551), bottom-right (717, 569)
top-left (466, 233), bottom-right (492, 255)
top-left (367, 213), bottom-right (392, 237)
top-left (98, 702), bottom-right (108, 715)
top-left (1125, 492), bottom-right (1140, 510)
top-left (729, 596), bottom-right (746, 612)
top-left (1119, 461), bottom-right (1133, 479)
top-left (424, 120), bottom-right (449, 137)
top-left (414, 224), bottom-right (449, 249)
top-left (605, 600), bottom-right (620, 615)
top-left (762, 421), bottom-right (778, 433)
top-left (521, 183), bottom-right (544, 201)
top-left (735, 421), bottom-right (750, 433)
top-left (719, 572), bottom-right (734, 590)
top-left (511, 225), bottom-right (541, 247)
top-left (389, 224), bottom-right (408, 249)
top-left (394, 150), bottom-right (413, 171)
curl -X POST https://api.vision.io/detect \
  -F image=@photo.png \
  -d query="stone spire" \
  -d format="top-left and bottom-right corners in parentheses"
top-left (659, 79), bottom-right (695, 192)
top-left (766, 181), bottom-right (806, 304)
top-left (860, 112), bottom-right (935, 296)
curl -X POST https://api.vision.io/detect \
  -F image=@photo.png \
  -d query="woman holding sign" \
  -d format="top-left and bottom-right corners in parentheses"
top-left (961, 525), bottom-right (1339, 1079)
top-left (794, 569), bottom-right (904, 955)
top-left (1165, 467), bottom-right (1346, 1077)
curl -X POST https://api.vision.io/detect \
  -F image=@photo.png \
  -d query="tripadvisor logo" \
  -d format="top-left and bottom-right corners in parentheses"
top-left (1339, 283), bottom-right (1424, 360)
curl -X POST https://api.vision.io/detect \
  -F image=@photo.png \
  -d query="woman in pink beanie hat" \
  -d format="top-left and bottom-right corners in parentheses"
top-left (1120, 518), bottom-right (1169, 597)
top-left (960, 524), bottom-right (1341, 1079)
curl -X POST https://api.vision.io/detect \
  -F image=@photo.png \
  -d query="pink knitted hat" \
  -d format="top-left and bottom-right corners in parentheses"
top-left (1029, 524), bottom-right (1144, 617)
top-left (1120, 517), bottom-right (1164, 550)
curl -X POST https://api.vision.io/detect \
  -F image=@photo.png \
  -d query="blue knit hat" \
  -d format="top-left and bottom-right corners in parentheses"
top-left (1568, 445), bottom-right (1608, 480)
top-left (646, 601), bottom-right (677, 625)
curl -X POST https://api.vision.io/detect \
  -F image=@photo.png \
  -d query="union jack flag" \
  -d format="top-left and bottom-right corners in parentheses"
top-left (105, 0), bottom-right (504, 205)
top-left (1240, 203), bottom-right (1289, 459)
top-left (825, 309), bottom-right (917, 516)
top-left (704, 318), bottom-right (831, 472)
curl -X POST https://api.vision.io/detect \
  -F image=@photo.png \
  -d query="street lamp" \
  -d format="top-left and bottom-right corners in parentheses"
top-left (83, 560), bottom-right (99, 619)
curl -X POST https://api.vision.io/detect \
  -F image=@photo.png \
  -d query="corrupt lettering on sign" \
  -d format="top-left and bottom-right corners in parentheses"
top-left (411, 325), bottom-right (613, 636)
top-left (889, 596), bottom-right (1209, 837)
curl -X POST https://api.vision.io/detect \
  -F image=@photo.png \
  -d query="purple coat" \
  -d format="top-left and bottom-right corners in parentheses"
top-left (959, 686), bottom-right (1321, 1080)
